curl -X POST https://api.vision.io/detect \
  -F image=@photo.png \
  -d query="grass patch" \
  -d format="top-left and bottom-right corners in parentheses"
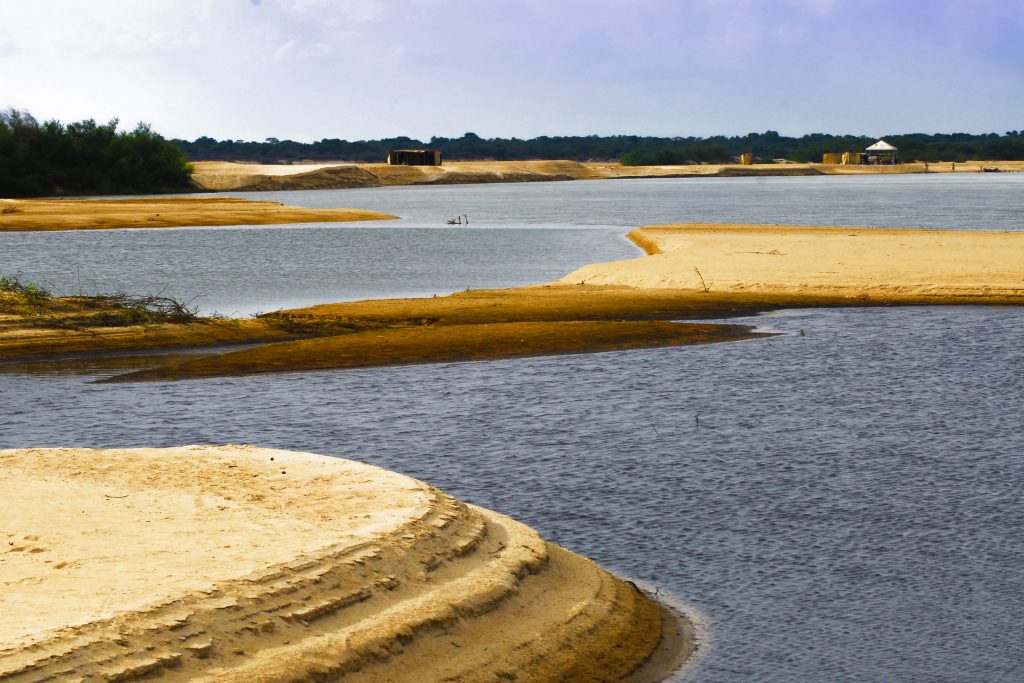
top-left (0, 275), bottom-right (201, 328)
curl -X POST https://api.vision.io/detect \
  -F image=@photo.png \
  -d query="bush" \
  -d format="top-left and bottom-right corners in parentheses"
top-left (0, 110), bottom-right (194, 197)
top-left (0, 275), bottom-right (51, 303)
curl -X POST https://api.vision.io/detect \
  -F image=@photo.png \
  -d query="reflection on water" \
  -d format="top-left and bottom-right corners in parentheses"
top-left (2, 306), bottom-right (1022, 681)
top-left (0, 345), bottom-right (252, 376)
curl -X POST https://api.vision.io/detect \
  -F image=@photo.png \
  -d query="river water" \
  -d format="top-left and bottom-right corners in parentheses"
top-left (1, 173), bottom-right (1022, 316)
top-left (2, 174), bottom-right (1023, 681)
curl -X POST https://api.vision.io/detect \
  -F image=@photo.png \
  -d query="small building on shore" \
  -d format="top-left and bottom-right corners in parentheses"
top-left (821, 151), bottom-right (865, 165)
top-left (387, 149), bottom-right (443, 166)
top-left (864, 140), bottom-right (898, 165)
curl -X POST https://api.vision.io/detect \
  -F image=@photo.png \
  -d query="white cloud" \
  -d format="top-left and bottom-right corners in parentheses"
top-left (0, 0), bottom-right (1021, 140)
top-left (279, 0), bottom-right (386, 25)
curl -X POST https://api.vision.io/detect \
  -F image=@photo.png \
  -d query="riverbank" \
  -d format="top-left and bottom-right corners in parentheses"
top-left (191, 159), bottom-right (1024, 191)
top-left (0, 196), bottom-right (396, 231)
top-left (0, 445), bottom-right (689, 681)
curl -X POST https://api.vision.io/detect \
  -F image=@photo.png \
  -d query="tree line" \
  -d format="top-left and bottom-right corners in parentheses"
top-left (175, 129), bottom-right (1024, 165)
top-left (0, 110), bottom-right (193, 197)
top-left (4, 109), bottom-right (1024, 199)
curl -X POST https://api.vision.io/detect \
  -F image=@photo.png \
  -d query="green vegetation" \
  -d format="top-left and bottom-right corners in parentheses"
top-left (0, 274), bottom-right (200, 327)
top-left (174, 129), bottom-right (1024, 165)
top-left (0, 110), bottom-right (194, 197)
top-left (0, 275), bottom-right (52, 304)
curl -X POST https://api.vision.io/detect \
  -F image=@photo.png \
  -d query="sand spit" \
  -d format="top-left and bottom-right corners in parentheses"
top-left (560, 224), bottom-right (1024, 302)
top-left (190, 160), bottom-right (1024, 192)
top-left (0, 197), bottom-right (396, 232)
top-left (108, 319), bottom-right (766, 381)
top-left (0, 446), bottom-right (688, 682)
top-left (0, 317), bottom-right (301, 360)
top-left (3, 225), bottom-right (1020, 378)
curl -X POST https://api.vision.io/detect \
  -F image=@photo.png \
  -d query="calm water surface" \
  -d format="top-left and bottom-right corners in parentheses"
top-left (1, 174), bottom-right (1021, 315)
top-left (1, 307), bottom-right (1022, 682)
top-left (2, 175), bottom-right (1023, 681)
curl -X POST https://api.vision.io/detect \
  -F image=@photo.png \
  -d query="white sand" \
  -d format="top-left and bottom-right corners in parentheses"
top-left (0, 446), bottom-right (679, 681)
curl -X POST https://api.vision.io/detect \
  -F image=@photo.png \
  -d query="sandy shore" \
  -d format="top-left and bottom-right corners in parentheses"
top-left (0, 446), bottom-right (689, 681)
top-left (191, 159), bottom-right (1024, 191)
top-left (0, 197), bottom-right (395, 231)
top-left (560, 223), bottom-right (1024, 301)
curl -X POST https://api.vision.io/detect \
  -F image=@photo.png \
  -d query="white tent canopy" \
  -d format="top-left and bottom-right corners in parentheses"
top-left (866, 139), bottom-right (897, 151)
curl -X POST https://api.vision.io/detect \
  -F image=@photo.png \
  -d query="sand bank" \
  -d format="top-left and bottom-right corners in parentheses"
top-left (0, 286), bottom-right (304, 359)
top-left (0, 197), bottom-right (395, 231)
top-left (0, 317), bottom-right (299, 359)
top-left (187, 160), bottom-right (824, 192)
top-left (99, 218), bottom-right (1024, 380)
top-left (559, 224), bottom-right (1024, 302)
top-left (0, 446), bottom-right (689, 681)
top-left (3, 224), bottom-right (1020, 379)
top-left (190, 160), bottom-right (1024, 192)
top-left (108, 319), bottom-right (765, 381)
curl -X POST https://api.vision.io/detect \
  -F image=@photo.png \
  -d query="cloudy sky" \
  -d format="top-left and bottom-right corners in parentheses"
top-left (2, 0), bottom-right (1022, 141)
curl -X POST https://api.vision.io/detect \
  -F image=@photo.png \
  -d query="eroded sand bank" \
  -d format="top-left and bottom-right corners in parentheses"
top-left (191, 160), bottom-right (1024, 192)
top-left (0, 197), bottom-right (395, 231)
top-left (560, 223), bottom-right (1024, 301)
top-left (0, 446), bottom-right (690, 681)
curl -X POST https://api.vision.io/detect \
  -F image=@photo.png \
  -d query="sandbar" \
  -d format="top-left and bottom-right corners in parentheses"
top-left (560, 223), bottom-right (1024, 301)
top-left (2, 224), bottom-right (1020, 380)
top-left (108, 319), bottom-right (766, 381)
top-left (0, 196), bottom-right (396, 231)
top-left (0, 446), bottom-right (687, 681)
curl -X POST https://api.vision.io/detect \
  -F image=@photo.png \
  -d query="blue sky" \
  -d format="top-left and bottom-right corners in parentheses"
top-left (2, 0), bottom-right (1022, 141)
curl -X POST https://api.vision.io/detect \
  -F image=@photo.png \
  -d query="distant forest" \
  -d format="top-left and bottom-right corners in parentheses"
top-left (0, 110), bottom-right (193, 197)
top-left (176, 130), bottom-right (1024, 165)
top-left (4, 109), bottom-right (1024, 199)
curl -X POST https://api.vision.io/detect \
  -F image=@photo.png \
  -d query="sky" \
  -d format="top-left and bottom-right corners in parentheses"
top-left (2, 0), bottom-right (1023, 141)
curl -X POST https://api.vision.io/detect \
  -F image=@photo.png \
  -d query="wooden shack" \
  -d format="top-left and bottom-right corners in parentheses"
top-left (387, 149), bottom-right (443, 166)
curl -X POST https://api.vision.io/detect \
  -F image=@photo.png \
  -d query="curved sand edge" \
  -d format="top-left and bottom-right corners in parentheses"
top-left (0, 446), bottom-right (690, 682)
top-left (558, 223), bottom-right (1024, 302)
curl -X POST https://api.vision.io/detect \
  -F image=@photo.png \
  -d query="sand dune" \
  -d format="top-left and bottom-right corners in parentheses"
top-left (0, 446), bottom-right (689, 682)
top-left (559, 223), bottom-right (1024, 302)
